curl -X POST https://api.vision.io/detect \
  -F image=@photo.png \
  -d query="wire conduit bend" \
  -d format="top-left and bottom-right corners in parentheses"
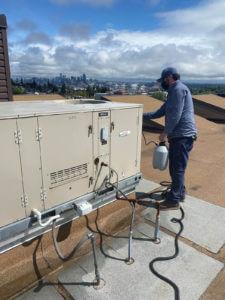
top-left (52, 220), bottom-right (102, 287)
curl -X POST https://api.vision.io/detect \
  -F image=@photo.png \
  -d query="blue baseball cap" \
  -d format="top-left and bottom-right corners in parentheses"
top-left (157, 67), bottom-right (178, 82)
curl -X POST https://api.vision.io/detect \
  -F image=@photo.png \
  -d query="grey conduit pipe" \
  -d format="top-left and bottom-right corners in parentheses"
top-left (52, 220), bottom-right (101, 286)
top-left (126, 200), bottom-right (135, 264)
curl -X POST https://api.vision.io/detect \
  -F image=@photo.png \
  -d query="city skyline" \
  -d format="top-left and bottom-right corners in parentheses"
top-left (2, 0), bottom-right (225, 81)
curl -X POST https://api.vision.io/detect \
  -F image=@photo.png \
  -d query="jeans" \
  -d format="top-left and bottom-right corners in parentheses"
top-left (167, 137), bottom-right (194, 204)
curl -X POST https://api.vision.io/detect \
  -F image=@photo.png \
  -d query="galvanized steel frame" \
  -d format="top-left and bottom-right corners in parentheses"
top-left (0, 173), bottom-right (141, 254)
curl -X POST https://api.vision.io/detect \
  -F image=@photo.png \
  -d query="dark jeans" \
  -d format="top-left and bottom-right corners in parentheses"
top-left (167, 137), bottom-right (194, 204)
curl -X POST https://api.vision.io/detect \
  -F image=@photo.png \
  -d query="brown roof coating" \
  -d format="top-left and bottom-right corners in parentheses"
top-left (104, 94), bottom-right (225, 207)
top-left (13, 94), bottom-right (66, 101)
top-left (192, 94), bottom-right (225, 110)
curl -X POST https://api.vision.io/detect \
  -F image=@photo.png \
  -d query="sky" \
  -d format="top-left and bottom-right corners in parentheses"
top-left (2, 0), bottom-right (225, 82)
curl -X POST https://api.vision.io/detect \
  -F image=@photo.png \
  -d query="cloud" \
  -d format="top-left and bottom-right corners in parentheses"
top-left (23, 32), bottom-right (52, 45)
top-left (49, 0), bottom-right (116, 7)
top-left (15, 19), bottom-right (37, 31)
top-left (9, 0), bottom-right (225, 80)
top-left (59, 22), bottom-right (90, 41)
top-left (157, 0), bottom-right (225, 33)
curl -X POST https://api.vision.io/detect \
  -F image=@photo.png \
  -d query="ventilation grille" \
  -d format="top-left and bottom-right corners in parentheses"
top-left (50, 163), bottom-right (88, 186)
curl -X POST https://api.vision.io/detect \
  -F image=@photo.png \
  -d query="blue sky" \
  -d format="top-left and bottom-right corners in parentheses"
top-left (2, 0), bottom-right (225, 81)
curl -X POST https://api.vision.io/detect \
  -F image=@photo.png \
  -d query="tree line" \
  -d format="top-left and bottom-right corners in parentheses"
top-left (11, 79), bottom-right (110, 98)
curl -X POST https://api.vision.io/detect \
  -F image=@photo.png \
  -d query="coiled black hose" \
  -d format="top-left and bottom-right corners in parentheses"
top-left (149, 207), bottom-right (184, 300)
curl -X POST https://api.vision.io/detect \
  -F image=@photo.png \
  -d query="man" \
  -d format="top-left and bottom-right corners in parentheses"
top-left (143, 67), bottom-right (197, 210)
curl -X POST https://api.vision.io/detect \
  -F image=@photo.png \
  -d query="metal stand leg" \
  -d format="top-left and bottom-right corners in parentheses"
top-left (125, 201), bottom-right (135, 265)
top-left (153, 204), bottom-right (161, 244)
top-left (89, 233), bottom-right (105, 290)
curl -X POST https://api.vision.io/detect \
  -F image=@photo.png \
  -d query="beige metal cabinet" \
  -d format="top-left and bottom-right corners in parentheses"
top-left (0, 100), bottom-right (142, 228)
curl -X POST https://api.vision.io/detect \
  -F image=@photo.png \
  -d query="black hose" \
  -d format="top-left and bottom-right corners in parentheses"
top-left (149, 207), bottom-right (185, 300)
top-left (149, 181), bottom-right (171, 200)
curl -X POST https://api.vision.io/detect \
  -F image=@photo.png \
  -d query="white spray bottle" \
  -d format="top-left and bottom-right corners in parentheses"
top-left (153, 141), bottom-right (169, 171)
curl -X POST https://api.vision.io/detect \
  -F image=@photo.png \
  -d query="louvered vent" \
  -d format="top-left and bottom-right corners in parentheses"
top-left (50, 163), bottom-right (88, 186)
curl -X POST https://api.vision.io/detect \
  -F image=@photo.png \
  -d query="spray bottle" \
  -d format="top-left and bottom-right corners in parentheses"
top-left (153, 141), bottom-right (169, 171)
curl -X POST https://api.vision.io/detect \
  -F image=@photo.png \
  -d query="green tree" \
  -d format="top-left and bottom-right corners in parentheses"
top-left (60, 83), bottom-right (66, 95)
top-left (13, 87), bottom-right (22, 94)
top-left (151, 91), bottom-right (167, 101)
top-left (52, 85), bottom-right (58, 93)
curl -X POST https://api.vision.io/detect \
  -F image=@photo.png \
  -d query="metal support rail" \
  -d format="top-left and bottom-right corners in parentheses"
top-left (0, 174), bottom-right (141, 254)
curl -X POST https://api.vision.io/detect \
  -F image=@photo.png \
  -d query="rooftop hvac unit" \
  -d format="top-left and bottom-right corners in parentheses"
top-left (0, 99), bottom-right (142, 253)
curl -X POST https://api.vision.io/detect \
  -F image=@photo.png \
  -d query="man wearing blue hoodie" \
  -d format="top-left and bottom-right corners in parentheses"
top-left (143, 67), bottom-right (197, 210)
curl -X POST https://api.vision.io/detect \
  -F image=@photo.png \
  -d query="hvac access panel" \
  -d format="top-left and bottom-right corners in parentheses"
top-left (17, 117), bottom-right (44, 215)
top-left (93, 111), bottom-right (110, 189)
top-left (0, 119), bottom-right (26, 227)
top-left (110, 107), bottom-right (142, 181)
top-left (38, 112), bottom-right (93, 210)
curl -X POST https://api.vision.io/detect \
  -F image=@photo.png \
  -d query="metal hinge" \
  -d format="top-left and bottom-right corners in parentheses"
top-left (21, 195), bottom-right (28, 207)
top-left (135, 159), bottom-right (138, 167)
top-left (14, 130), bottom-right (22, 144)
top-left (36, 128), bottom-right (43, 141)
top-left (40, 188), bottom-right (47, 202)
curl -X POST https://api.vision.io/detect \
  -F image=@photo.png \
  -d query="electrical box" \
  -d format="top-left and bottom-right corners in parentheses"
top-left (0, 100), bottom-right (143, 230)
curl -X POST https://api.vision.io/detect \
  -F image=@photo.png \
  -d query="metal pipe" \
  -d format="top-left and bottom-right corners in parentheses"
top-left (154, 204), bottom-right (161, 243)
top-left (90, 233), bottom-right (101, 285)
top-left (126, 201), bottom-right (135, 264)
top-left (52, 222), bottom-right (103, 287)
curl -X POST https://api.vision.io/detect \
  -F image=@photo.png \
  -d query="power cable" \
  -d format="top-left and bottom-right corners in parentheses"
top-left (142, 132), bottom-right (158, 146)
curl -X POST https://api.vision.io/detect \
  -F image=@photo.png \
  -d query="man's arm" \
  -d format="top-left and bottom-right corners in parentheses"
top-left (143, 102), bottom-right (166, 120)
top-left (164, 88), bottom-right (186, 135)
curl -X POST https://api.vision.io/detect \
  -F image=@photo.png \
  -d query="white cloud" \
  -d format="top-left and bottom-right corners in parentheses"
top-left (9, 0), bottom-right (225, 80)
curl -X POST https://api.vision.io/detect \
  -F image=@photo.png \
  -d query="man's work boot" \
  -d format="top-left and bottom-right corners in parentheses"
top-left (160, 200), bottom-right (180, 211)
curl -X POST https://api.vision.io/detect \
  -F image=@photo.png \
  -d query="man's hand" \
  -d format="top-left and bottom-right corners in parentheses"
top-left (159, 132), bottom-right (168, 142)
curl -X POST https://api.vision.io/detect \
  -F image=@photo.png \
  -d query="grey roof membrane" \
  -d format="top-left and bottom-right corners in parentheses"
top-left (58, 223), bottom-right (223, 300)
top-left (16, 179), bottom-right (225, 299)
top-left (141, 193), bottom-right (225, 253)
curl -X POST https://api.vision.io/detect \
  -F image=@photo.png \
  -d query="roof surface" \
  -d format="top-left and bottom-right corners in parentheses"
top-left (192, 94), bottom-right (225, 110)
top-left (13, 94), bottom-right (65, 101)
